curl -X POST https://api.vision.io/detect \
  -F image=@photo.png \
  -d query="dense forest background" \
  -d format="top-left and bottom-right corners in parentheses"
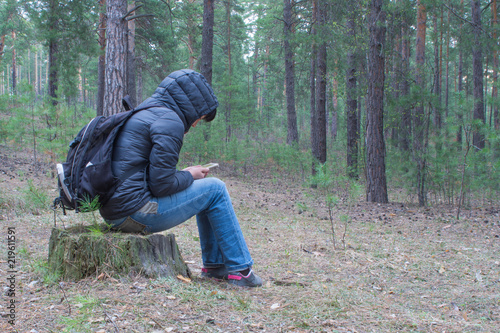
top-left (0, 0), bottom-right (499, 208)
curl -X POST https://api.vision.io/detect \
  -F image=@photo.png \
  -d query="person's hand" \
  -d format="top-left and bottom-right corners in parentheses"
top-left (182, 165), bottom-right (209, 180)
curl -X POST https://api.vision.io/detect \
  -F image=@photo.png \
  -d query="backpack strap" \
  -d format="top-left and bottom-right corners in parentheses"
top-left (114, 101), bottom-right (161, 183)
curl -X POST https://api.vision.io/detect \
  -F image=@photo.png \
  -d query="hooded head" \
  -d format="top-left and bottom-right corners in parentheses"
top-left (149, 69), bottom-right (219, 133)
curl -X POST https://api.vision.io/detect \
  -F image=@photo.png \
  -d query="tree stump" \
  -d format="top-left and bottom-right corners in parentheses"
top-left (48, 225), bottom-right (191, 281)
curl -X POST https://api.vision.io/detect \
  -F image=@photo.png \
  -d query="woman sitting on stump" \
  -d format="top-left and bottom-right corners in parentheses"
top-left (100, 69), bottom-right (262, 288)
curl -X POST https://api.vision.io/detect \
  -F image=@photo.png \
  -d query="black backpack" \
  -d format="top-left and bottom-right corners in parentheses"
top-left (54, 99), bottom-right (157, 213)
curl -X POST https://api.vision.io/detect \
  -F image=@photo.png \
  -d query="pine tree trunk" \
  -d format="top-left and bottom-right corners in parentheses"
top-left (11, 31), bottom-right (16, 94)
top-left (400, 4), bottom-right (411, 151)
top-left (316, 0), bottom-right (327, 164)
top-left (433, 15), bottom-right (442, 131)
top-left (390, 13), bottom-right (400, 145)
top-left (414, 0), bottom-right (427, 206)
top-left (0, 35), bottom-right (5, 67)
top-left (365, 0), bottom-right (388, 203)
top-left (445, 9), bottom-right (450, 118)
top-left (201, 0), bottom-right (215, 142)
top-left (493, 0), bottom-right (500, 130)
top-left (127, 2), bottom-right (137, 108)
top-left (187, 0), bottom-right (196, 70)
top-left (456, 0), bottom-right (465, 145)
top-left (48, 40), bottom-right (58, 106)
top-left (310, 0), bottom-right (318, 177)
top-left (103, 0), bottom-right (127, 117)
top-left (137, 61), bottom-right (143, 104)
top-left (252, 40), bottom-right (259, 101)
top-left (35, 50), bottom-right (39, 95)
top-left (252, 39), bottom-right (260, 125)
top-left (47, 0), bottom-right (59, 106)
top-left (48, 226), bottom-right (191, 281)
top-left (225, 0), bottom-right (232, 141)
top-left (284, 0), bottom-right (299, 145)
top-left (28, 49), bottom-right (31, 86)
top-left (78, 67), bottom-right (83, 103)
top-left (263, 43), bottom-right (269, 118)
top-left (346, 2), bottom-right (358, 179)
top-left (457, 50), bottom-right (464, 144)
top-left (330, 78), bottom-right (338, 141)
top-left (0, 11), bottom-right (13, 69)
top-left (201, 0), bottom-right (215, 84)
top-left (97, 0), bottom-right (106, 117)
top-left (471, 0), bottom-right (485, 149)
top-left (439, 9), bottom-right (444, 120)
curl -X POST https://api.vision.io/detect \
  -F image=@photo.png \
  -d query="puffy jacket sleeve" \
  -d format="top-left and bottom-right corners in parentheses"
top-left (148, 113), bottom-right (193, 197)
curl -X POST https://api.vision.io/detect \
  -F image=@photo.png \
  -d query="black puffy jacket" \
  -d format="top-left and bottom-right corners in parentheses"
top-left (99, 69), bottom-right (219, 220)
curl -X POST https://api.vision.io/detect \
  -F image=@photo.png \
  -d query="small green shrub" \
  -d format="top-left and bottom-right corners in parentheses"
top-left (311, 163), bottom-right (362, 250)
top-left (22, 179), bottom-right (50, 214)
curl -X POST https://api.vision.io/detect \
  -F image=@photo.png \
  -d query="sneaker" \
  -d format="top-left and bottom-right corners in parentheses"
top-left (227, 269), bottom-right (263, 288)
top-left (201, 266), bottom-right (229, 280)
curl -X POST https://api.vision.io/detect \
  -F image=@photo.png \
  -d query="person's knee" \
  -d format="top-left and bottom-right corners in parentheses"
top-left (194, 177), bottom-right (227, 195)
top-left (204, 177), bottom-right (226, 190)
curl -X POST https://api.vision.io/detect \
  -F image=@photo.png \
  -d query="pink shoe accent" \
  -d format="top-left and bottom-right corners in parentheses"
top-left (228, 274), bottom-right (242, 280)
top-left (201, 268), bottom-right (209, 273)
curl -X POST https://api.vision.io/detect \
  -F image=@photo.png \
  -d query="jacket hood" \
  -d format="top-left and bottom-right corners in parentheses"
top-left (146, 69), bottom-right (219, 132)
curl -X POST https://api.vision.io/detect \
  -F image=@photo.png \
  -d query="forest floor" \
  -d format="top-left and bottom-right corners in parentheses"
top-left (0, 145), bottom-right (499, 333)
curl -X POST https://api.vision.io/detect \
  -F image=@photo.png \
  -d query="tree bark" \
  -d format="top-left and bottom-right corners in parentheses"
top-left (0, 11), bottom-right (13, 69)
top-left (11, 30), bottom-right (16, 94)
top-left (433, 14), bottom-right (442, 131)
top-left (46, 0), bottom-right (59, 106)
top-left (365, 0), bottom-right (388, 203)
top-left (390, 12), bottom-right (400, 146)
top-left (200, 0), bottom-right (215, 142)
top-left (0, 35), bottom-right (6, 68)
top-left (456, 0), bottom-right (465, 145)
top-left (201, 0), bottom-right (215, 84)
top-left (186, 0), bottom-right (197, 70)
top-left (330, 77), bottom-right (338, 141)
top-left (0, 35), bottom-right (5, 65)
top-left (284, 0), bottom-right (299, 145)
top-left (439, 9), bottom-right (444, 122)
top-left (346, 1), bottom-right (358, 179)
top-left (137, 59), bottom-right (143, 104)
top-left (471, 0), bottom-right (485, 149)
top-left (34, 50), bottom-right (39, 95)
top-left (414, 0), bottom-right (427, 206)
top-left (252, 39), bottom-right (260, 113)
top-left (445, 9), bottom-right (450, 118)
top-left (225, 0), bottom-right (232, 140)
top-left (103, 0), bottom-right (127, 117)
top-left (48, 226), bottom-right (191, 281)
top-left (262, 42), bottom-right (270, 120)
top-left (97, 0), bottom-right (106, 116)
top-left (310, 0), bottom-right (318, 176)
top-left (316, 0), bottom-right (327, 164)
top-left (400, 3), bottom-right (412, 151)
top-left (126, 2), bottom-right (137, 108)
top-left (48, 39), bottom-right (58, 106)
top-left (494, 0), bottom-right (500, 130)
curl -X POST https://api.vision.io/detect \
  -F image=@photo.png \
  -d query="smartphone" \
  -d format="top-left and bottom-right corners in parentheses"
top-left (201, 163), bottom-right (219, 169)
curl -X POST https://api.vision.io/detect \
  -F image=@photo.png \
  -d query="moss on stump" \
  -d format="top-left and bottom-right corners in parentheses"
top-left (48, 225), bottom-right (191, 280)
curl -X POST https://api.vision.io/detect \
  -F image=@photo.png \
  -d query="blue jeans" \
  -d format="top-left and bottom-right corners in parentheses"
top-left (105, 177), bottom-right (254, 272)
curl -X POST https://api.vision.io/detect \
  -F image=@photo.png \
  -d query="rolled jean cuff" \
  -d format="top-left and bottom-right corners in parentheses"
top-left (203, 264), bottom-right (225, 269)
top-left (226, 260), bottom-right (254, 273)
